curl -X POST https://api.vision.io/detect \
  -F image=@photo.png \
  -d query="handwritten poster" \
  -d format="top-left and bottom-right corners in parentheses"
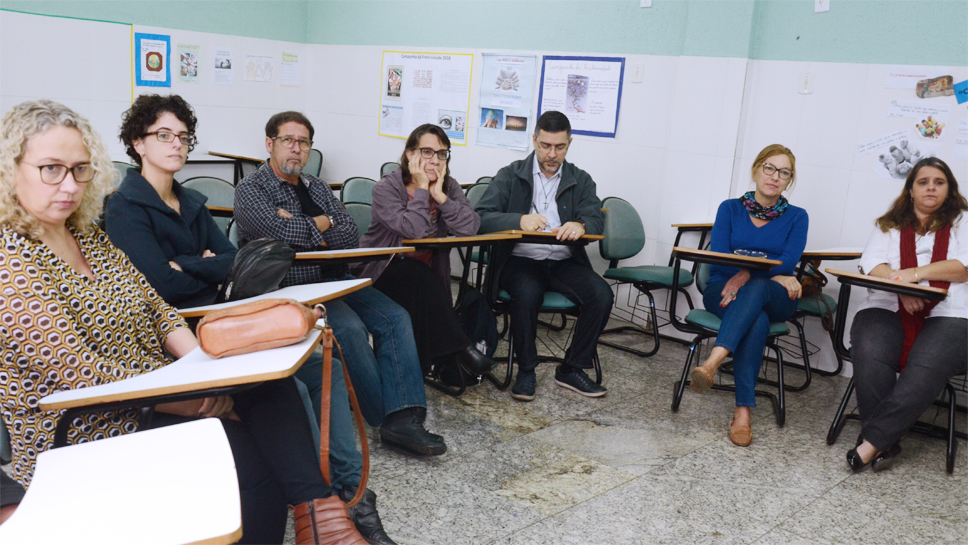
top-left (135, 33), bottom-right (170, 87)
top-left (538, 56), bottom-right (625, 138)
top-left (379, 51), bottom-right (473, 145)
top-left (280, 51), bottom-right (300, 87)
top-left (245, 55), bottom-right (274, 82)
top-left (477, 54), bottom-right (537, 151)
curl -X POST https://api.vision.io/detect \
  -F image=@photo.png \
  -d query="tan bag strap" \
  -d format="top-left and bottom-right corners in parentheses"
top-left (317, 325), bottom-right (369, 508)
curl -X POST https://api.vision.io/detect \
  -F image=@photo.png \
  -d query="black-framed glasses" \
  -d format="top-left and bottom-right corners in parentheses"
top-left (734, 249), bottom-right (767, 258)
top-left (145, 130), bottom-right (197, 147)
top-left (761, 162), bottom-right (793, 181)
top-left (417, 147), bottom-right (450, 160)
top-left (272, 136), bottom-right (313, 151)
top-left (21, 161), bottom-right (94, 185)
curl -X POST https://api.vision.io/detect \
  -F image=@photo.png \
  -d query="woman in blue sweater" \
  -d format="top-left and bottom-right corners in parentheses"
top-left (690, 144), bottom-right (809, 446)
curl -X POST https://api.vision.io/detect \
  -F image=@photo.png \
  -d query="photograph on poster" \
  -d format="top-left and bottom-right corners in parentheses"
top-left (506, 116), bottom-right (527, 132)
top-left (481, 109), bottom-right (504, 129)
top-left (916, 116), bottom-right (946, 139)
top-left (916, 75), bottom-right (954, 98)
top-left (387, 65), bottom-right (403, 99)
top-left (495, 68), bottom-right (520, 91)
top-left (178, 44), bottom-right (199, 83)
top-left (566, 75), bottom-right (589, 114)
top-left (438, 109), bottom-right (465, 141)
top-left (877, 140), bottom-right (935, 179)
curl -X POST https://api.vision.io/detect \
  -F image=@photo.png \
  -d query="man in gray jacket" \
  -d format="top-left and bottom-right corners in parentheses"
top-left (475, 111), bottom-right (613, 401)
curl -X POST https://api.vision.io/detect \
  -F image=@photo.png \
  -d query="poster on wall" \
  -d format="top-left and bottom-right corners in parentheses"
top-left (857, 130), bottom-right (937, 180)
top-left (213, 48), bottom-right (234, 86)
top-left (537, 56), bottom-right (625, 138)
top-left (135, 32), bottom-right (170, 87)
top-left (245, 55), bottom-right (274, 82)
top-left (177, 44), bottom-right (200, 84)
top-left (378, 51), bottom-right (474, 145)
top-left (280, 51), bottom-right (300, 87)
top-left (477, 54), bottom-right (537, 151)
top-left (887, 100), bottom-right (951, 140)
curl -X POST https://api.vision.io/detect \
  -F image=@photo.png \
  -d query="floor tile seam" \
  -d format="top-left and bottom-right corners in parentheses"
top-left (637, 472), bottom-right (824, 495)
top-left (485, 472), bottom-right (653, 544)
top-left (746, 472), bottom-right (859, 545)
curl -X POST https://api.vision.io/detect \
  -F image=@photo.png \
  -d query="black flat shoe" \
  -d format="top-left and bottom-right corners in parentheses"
top-left (871, 443), bottom-right (902, 472)
top-left (846, 448), bottom-right (873, 472)
top-left (455, 346), bottom-right (497, 377)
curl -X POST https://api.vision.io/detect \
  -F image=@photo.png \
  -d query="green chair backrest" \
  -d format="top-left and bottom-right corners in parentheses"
top-left (380, 162), bottom-right (400, 178)
top-left (227, 219), bottom-right (240, 246)
top-left (341, 177), bottom-right (377, 204)
top-left (305, 149), bottom-right (323, 177)
top-left (112, 161), bottom-right (137, 190)
top-left (465, 182), bottom-right (490, 207)
top-left (345, 202), bottom-right (372, 236)
top-left (182, 176), bottom-right (235, 233)
top-left (695, 241), bottom-right (712, 294)
top-left (475, 176), bottom-right (493, 185)
top-left (599, 196), bottom-right (645, 262)
top-left (239, 160), bottom-right (262, 179)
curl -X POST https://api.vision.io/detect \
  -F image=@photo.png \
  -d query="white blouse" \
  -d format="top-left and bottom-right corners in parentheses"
top-left (857, 213), bottom-right (968, 319)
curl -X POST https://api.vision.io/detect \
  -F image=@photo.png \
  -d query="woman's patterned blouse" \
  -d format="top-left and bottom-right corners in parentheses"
top-left (0, 226), bottom-right (187, 487)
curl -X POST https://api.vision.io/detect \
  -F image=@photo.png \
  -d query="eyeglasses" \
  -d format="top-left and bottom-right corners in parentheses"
top-left (416, 147), bottom-right (451, 160)
top-left (761, 162), bottom-right (793, 181)
top-left (21, 161), bottom-right (94, 185)
top-left (272, 136), bottom-right (313, 151)
top-left (144, 130), bottom-right (197, 147)
top-left (734, 249), bottom-right (767, 258)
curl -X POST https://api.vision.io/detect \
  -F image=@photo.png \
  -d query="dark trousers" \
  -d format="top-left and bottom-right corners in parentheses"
top-left (152, 378), bottom-right (330, 545)
top-left (703, 278), bottom-right (798, 407)
top-left (499, 256), bottom-right (613, 373)
top-left (374, 257), bottom-right (469, 368)
top-left (850, 308), bottom-right (967, 452)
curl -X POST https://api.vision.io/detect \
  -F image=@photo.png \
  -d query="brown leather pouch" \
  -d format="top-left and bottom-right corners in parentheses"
top-left (196, 298), bottom-right (318, 358)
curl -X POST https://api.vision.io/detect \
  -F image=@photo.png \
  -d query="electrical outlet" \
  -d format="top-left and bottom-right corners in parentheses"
top-left (799, 71), bottom-right (814, 94)
top-left (815, 0), bottom-right (829, 13)
top-left (640, 0), bottom-right (653, 7)
top-left (630, 63), bottom-right (644, 83)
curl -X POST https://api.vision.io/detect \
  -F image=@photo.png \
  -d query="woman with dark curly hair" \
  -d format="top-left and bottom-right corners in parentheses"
top-left (847, 157), bottom-right (967, 472)
top-left (106, 94), bottom-right (236, 308)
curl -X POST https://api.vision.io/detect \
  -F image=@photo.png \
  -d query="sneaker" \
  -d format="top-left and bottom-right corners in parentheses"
top-left (554, 367), bottom-right (607, 397)
top-left (379, 408), bottom-right (447, 455)
top-left (510, 371), bottom-right (537, 401)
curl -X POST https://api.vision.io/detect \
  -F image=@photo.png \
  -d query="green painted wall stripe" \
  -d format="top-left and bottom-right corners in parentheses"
top-left (0, 7), bottom-right (130, 26)
top-left (3, 1), bottom-right (965, 66)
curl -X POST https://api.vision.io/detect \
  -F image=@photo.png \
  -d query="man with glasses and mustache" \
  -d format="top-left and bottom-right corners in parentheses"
top-left (475, 111), bottom-right (613, 401)
top-left (235, 111), bottom-right (442, 545)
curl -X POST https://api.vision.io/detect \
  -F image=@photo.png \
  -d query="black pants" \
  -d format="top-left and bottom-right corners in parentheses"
top-left (499, 256), bottom-right (613, 372)
top-left (373, 257), bottom-right (470, 368)
top-left (152, 378), bottom-right (330, 545)
top-left (850, 308), bottom-right (968, 452)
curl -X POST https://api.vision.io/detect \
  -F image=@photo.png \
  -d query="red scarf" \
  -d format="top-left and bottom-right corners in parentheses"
top-left (897, 223), bottom-right (951, 370)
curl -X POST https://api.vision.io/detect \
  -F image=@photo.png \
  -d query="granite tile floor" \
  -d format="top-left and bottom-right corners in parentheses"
top-left (4, 316), bottom-right (963, 544)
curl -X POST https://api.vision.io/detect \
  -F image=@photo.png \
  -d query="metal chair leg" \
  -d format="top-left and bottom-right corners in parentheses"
top-left (946, 383), bottom-right (957, 474)
top-left (672, 339), bottom-right (700, 412)
top-left (485, 328), bottom-right (515, 390)
top-left (599, 289), bottom-right (660, 357)
top-left (772, 342), bottom-right (786, 427)
top-left (827, 378), bottom-right (856, 445)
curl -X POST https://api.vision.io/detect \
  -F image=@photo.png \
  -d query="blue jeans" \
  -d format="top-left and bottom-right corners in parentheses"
top-left (322, 276), bottom-right (426, 426)
top-left (294, 351), bottom-right (362, 494)
top-left (703, 278), bottom-right (797, 407)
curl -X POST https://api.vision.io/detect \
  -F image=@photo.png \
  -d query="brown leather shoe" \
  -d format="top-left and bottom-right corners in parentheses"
top-left (293, 496), bottom-right (369, 545)
top-left (690, 363), bottom-right (718, 393)
top-left (728, 420), bottom-right (752, 447)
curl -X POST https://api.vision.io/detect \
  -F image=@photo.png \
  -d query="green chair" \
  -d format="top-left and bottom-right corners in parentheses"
top-left (344, 202), bottom-right (372, 236)
top-left (340, 177), bottom-right (377, 205)
top-left (380, 162), bottom-right (400, 178)
top-left (111, 161), bottom-right (137, 190)
top-left (305, 149), bottom-right (323, 177)
top-left (482, 249), bottom-right (602, 391)
top-left (597, 197), bottom-right (698, 357)
top-left (668, 246), bottom-right (789, 426)
top-left (464, 181), bottom-right (492, 286)
top-left (227, 219), bottom-right (240, 247)
top-left (182, 176), bottom-right (235, 234)
top-left (474, 176), bottom-right (493, 185)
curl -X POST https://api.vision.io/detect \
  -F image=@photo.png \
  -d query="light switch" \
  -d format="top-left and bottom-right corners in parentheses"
top-left (815, 0), bottom-right (829, 13)
top-left (630, 63), bottom-right (644, 83)
top-left (640, 0), bottom-right (653, 7)
top-left (799, 71), bottom-right (814, 94)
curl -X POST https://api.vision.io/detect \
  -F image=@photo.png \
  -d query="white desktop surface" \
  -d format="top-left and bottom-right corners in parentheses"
top-left (39, 329), bottom-right (322, 411)
top-left (295, 246), bottom-right (412, 258)
top-left (178, 278), bottom-right (370, 318)
top-left (0, 419), bottom-right (241, 545)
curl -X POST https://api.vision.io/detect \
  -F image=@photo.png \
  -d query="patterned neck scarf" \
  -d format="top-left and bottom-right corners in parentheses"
top-left (740, 191), bottom-right (789, 220)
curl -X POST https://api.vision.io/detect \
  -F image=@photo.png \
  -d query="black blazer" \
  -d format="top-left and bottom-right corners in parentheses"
top-left (105, 170), bottom-right (238, 308)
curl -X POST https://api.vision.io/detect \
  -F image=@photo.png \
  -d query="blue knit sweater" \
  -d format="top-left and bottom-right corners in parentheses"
top-left (706, 198), bottom-right (809, 286)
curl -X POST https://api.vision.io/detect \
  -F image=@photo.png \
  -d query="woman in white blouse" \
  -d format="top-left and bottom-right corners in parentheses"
top-left (848, 157), bottom-right (967, 472)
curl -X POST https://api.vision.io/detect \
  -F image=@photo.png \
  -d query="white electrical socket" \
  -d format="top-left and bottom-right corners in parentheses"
top-left (799, 71), bottom-right (814, 94)
top-left (815, 0), bottom-right (829, 13)
top-left (640, 0), bottom-right (653, 7)
top-left (630, 63), bottom-right (644, 83)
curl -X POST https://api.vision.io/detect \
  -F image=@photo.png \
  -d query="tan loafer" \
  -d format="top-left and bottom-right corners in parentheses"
top-left (729, 420), bottom-right (752, 447)
top-left (690, 365), bottom-right (716, 393)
